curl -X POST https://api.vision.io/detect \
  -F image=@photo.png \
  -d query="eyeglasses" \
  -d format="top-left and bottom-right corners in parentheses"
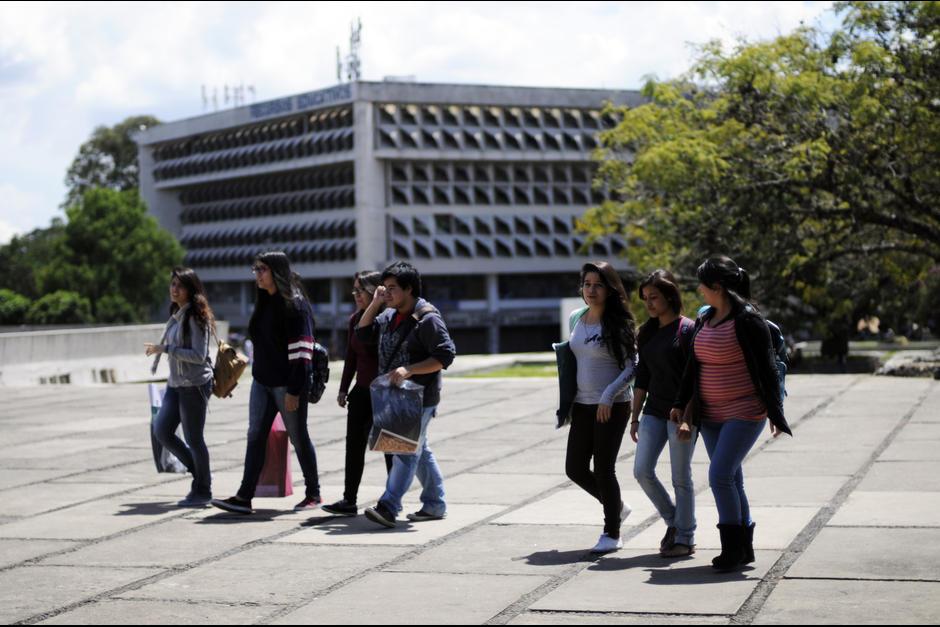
top-left (351, 288), bottom-right (372, 297)
top-left (251, 265), bottom-right (268, 275)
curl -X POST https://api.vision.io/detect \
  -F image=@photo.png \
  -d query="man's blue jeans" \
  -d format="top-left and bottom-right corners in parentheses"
top-left (378, 406), bottom-right (446, 517)
top-left (633, 414), bottom-right (698, 546)
top-left (699, 418), bottom-right (766, 525)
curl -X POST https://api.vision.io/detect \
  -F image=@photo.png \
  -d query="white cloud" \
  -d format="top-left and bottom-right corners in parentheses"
top-left (0, 0), bottom-right (837, 235)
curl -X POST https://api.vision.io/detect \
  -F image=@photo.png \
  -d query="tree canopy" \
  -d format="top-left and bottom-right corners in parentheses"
top-left (582, 1), bottom-right (939, 336)
top-left (64, 115), bottom-right (160, 208)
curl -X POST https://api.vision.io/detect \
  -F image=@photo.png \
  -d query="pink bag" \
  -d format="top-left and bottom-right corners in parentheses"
top-left (256, 414), bottom-right (293, 497)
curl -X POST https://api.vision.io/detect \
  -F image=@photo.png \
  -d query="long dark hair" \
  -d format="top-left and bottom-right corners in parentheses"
top-left (169, 267), bottom-right (216, 341)
top-left (355, 270), bottom-right (382, 295)
top-left (697, 255), bottom-right (754, 313)
top-left (249, 251), bottom-right (309, 332)
top-left (637, 269), bottom-right (683, 347)
top-left (580, 261), bottom-right (637, 368)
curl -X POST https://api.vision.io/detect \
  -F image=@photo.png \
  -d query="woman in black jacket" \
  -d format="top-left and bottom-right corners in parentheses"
top-left (671, 256), bottom-right (791, 572)
top-left (213, 251), bottom-right (321, 515)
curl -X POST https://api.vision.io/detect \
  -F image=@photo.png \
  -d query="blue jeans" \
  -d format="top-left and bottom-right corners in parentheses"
top-left (153, 382), bottom-right (213, 497)
top-left (699, 418), bottom-right (766, 525)
top-left (237, 380), bottom-right (320, 500)
top-left (378, 406), bottom-right (445, 517)
top-left (633, 414), bottom-right (698, 545)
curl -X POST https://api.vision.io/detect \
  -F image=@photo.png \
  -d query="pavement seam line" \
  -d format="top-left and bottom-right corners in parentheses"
top-left (729, 381), bottom-right (934, 625)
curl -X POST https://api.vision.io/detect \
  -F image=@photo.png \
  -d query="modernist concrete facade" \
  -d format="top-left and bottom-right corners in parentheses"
top-left (136, 81), bottom-right (643, 353)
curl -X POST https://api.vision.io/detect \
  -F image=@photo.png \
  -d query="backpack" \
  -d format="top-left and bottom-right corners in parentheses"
top-left (697, 306), bottom-right (788, 398)
top-left (306, 342), bottom-right (330, 404)
top-left (212, 333), bottom-right (250, 398)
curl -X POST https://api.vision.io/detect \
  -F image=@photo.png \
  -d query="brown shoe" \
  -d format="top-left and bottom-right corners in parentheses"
top-left (660, 543), bottom-right (695, 558)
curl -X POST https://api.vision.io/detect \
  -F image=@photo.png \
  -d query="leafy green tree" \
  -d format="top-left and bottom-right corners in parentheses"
top-left (582, 1), bottom-right (939, 336)
top-left (0, 289), bottom-right (31, 325)
top-left (39, 189), bottom-right (184, 322)
top-left (0, 220), bottom-right (66, 299)
top-left (64, 115), bottom-right (160, 207)
top-left (25, 291), bottom-right (92, 325)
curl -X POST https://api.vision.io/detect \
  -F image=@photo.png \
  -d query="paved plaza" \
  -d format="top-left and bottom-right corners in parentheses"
top-left (0, 373), bottom-right (938, 624)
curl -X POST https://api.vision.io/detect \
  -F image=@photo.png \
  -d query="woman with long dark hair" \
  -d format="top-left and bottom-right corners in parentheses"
top-left (322, 271), bottom-right (393, 517)
top-left (212, 251), bottom-right (321, 515)
top-left (145, 267), bottom-right (216, 507)
top-left (631, 270), bottom-right (698, 557)
top-left (671, 256), bottom-right (792, 572)
top-left (565, 261), bottom-right (638, 554)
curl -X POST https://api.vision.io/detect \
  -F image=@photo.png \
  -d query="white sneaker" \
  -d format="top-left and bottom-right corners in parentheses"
top-left (620, 502), bottom-right (632, 523)
top-left (590, 533), bottom-right (623, 554)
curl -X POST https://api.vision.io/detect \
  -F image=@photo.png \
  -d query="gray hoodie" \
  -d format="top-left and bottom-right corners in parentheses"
top-left (156, 304), bottom-right (214, 388)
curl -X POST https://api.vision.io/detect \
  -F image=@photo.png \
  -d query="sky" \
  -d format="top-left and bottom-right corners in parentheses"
top-left (0, 1), bottom-right (840, 245)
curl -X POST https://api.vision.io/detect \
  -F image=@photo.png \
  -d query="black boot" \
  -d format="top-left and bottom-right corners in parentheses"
top-left (712, 524), bottom-right (745, 572)
top-left (741, 522), bottom-right (755, 565)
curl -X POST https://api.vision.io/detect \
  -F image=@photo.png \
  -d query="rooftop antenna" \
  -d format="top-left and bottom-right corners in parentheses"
top-left (337, 18), bottom-right (362, 82)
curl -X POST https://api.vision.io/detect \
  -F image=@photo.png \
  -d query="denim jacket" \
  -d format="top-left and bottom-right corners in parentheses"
top-left (162, 304), bottom-right (214, 388)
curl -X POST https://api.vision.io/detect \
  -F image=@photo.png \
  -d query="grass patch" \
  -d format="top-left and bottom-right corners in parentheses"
top-left (459, 363), bottom-right (557, 378)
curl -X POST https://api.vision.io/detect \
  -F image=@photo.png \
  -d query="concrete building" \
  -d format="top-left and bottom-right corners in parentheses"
top-left (136, 81), bottom-right (643, 353)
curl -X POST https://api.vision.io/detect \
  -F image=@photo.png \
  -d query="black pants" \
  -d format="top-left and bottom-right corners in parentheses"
top-left (344, 386), bottom-right (393, 504)
top-left (565, 402), bottom-right (630, 537)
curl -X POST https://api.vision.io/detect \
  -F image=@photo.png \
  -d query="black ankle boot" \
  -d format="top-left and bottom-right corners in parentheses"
top-left (741, 522), bottom-right (755, 565)
top-left (712, 524), bottom-right (745, 572)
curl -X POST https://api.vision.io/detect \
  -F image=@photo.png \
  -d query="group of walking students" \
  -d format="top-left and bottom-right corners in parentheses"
top-left (147, 251), bottom-right (790, 573)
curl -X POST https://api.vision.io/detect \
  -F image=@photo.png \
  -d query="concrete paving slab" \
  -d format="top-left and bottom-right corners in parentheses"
top-left (733, 476), bottom-right (845, 507)
top-left (828, 492), bottom-right (940, 527)
top-left (508, 612), bottom-right (731, 625)
top-left (0, 446), bottom-right (148, 470)
top-left (623, 506), bottom-right (818, 551)
top-left (752, 579), bottom-right (940, 624)
top-left (0, 497), bottom-right (187, 540)
top-left (48, 462), bottom-right (185, 485)
top-left (894, 422), bottom-right (940, 440)
top-left (271, 571), bottom-right (551, 625)
top-left (787, 527), bottom-right (940, 581)
top-left (0, 438), bottom-right (130, 460)
top-left (2, 482), bottom-right (129, 517)
top-left (474, 448), bottom-right (570, 475)
top-left (0, 565), bottom-right (162, 624)
top-left (391, 523), bottom-right (598, 576)
top-left (39, 517), bottom-right (304, 568)
top-left (274, 503), bottom-right (504, 546)
top-left (38, 598), bottom-right (281, 624)
top-left (444, 473), bottom-right (562, 505)
top-left (742, 450), bottom-right (866, 477)
top-left (123, 543), bottom-right (408, 604)
top-left (0, 538), bottom-right (78, 568)
top-left (857, 462), bottom-right (940, 492)
top-left (530, 549), bottom-right (780, 615)
top-left (877, 439), bottom-right (939, 461)
top-left (492, 488), bottom-right (658, 527)
top-left (0, 469), bottom-right (73, 490)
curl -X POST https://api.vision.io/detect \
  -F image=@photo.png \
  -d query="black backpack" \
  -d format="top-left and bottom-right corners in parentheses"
top-left (306, 342), bottom-right (330, 404)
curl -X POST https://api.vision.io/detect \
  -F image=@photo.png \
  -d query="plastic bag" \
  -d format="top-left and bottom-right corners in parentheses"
top-left (256, 413), bottom-right (293, 497)
top-left (148, 384), bottom-right (188, 474)
top-left (369, 373), bottom-right (426, 455)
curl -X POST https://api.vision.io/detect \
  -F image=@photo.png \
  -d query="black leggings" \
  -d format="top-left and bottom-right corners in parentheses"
top-left (344, 386), bottom-right (393, 504)
top-left (565, 402), bottom-right (630, 538)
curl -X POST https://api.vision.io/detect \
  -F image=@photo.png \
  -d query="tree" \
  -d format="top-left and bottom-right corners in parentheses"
top-left (581, 1), bottom-right (939, 336)
top-left (0, 220), bottom-right (66, 300)
top-left (25, 291), bottom-right (92, 325)
top-left (0, 289), bottom-right (31, 325)
top-left (64, 115), bottom-right (160, 208)
top-left (39, 189), bottom-right (184, 322)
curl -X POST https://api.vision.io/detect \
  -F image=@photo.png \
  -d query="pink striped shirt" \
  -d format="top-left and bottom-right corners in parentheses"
top-left (695, 319), bottom-right (766, 423)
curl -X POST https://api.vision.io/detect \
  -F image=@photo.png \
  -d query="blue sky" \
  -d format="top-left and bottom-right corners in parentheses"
top-left (0, 1), bottom-right (839, 244)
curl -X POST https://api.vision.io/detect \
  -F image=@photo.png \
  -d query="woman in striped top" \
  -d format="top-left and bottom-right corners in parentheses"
top-left (671, 256), bottom-right (792, 572)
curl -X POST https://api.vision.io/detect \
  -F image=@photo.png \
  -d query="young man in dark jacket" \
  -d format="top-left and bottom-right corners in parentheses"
top-left (356, 262), bottom-right (456, 528)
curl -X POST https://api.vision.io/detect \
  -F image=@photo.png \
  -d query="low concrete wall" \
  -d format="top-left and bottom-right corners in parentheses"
top-left (0, 322), bottom-right (229, 385)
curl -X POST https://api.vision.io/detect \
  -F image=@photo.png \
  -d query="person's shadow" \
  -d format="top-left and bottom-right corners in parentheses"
top-left (520, 549), bottom-right (595, 567)
top-left (115, 502), bottom-right (178, 516)
top-left (591, 552), bottom-right (755, 584)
